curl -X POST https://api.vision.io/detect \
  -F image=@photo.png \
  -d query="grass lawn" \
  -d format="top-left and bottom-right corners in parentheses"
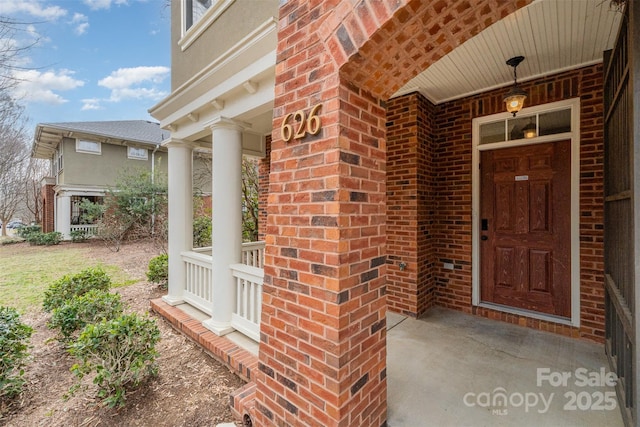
top-left (0, 243), bottom-right (134, 313)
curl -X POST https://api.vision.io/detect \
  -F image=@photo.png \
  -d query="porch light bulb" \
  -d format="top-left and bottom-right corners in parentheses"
top-left (504, 86), bottom-right (527, 117)
top-left (523, 121), bottom-right (537, 139)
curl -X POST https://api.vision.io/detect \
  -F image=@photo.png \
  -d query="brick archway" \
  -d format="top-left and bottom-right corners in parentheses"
top-left (255, 1), bottom-right (532, 425)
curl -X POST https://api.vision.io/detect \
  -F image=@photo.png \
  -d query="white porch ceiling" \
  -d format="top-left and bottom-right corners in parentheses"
top-left (392, 0), bottom-right (623, 103)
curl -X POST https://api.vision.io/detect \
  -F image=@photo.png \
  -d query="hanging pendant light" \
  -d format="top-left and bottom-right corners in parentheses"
top-left (504, 56), bottom-right (527, 117)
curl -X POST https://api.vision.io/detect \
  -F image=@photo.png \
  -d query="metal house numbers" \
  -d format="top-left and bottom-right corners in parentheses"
top-left (280, 104), bottom-right (322, 142)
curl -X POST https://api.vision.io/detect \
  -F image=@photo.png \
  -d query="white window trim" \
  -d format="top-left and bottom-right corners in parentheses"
top-left (179, 0), bottom-right (235, 51)
top-left (127, 146), bottom-right (149, 160)
top-left (55, 144), bottom-right (63, 175)
top-left (75, 139), bottom-right (102, 155)
top-left (471, 97), bottom-right (581, 327)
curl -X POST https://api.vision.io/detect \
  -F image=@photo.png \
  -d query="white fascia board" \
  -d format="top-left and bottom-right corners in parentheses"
top-left (169, 72), bottom-right (275, 141)
top-left (161, 50), bottom-right (275, 131)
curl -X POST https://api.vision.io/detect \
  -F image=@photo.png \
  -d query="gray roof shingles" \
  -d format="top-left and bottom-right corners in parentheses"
top-left (39, 120), bottom-right (170, 146)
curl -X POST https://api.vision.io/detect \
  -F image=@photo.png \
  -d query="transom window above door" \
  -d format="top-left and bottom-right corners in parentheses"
top-left (480, 107), bottom-right (572, 144)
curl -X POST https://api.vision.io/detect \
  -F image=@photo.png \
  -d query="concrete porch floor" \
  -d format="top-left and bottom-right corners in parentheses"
top-left (387, 307), bottom-right (624, 427)
top-left (152, 299), bottom-right (624, 426)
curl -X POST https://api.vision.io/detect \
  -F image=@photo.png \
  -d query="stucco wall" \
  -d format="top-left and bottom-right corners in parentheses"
top-left (170, 0), bottom-right (278, 90)
top-left (59, 138), bottom-right (167, 187)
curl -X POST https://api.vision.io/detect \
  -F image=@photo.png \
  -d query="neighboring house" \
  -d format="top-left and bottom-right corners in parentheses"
top-left (149, 1), bottom-right (640, 426)
top-left (32, 121), bottom-right (170, 239)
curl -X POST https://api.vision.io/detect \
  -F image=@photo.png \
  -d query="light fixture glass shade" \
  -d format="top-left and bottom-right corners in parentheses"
top-left (504, 86), bottom-right (527, 116)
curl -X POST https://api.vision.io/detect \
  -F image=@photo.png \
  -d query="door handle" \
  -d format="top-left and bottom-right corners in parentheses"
top-left (481, 235), bottom-right (488, 241)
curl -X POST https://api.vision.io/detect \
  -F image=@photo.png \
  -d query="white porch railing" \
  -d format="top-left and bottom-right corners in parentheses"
top-left (70, 224), bottom-right (99, 236)
top-left (241, 241), bottom-right (264, 268)
top-left (230, 263), bottom-right (263, 342)
top-left (181, 241), bottom-right (265, 341)
top-left (182, 250), bottom-right (214, 315)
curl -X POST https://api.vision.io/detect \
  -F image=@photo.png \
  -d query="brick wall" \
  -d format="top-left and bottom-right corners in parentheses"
top-left (385, 64), bottom-right (605, 341)
top-left (386, 93), bottom-right (436, 316)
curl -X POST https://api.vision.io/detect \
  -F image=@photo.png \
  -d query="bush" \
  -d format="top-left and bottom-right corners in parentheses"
top-left (16, 224), bottom-right (41, 239)
top-left (49, 290), bottom-right (124, 341)
top-left (70, 230), bottom-right (88, 243)
top-left (69, 314), bottom-right (160, 407)
top-left (0, 306), bottom-right (33, 401)
top-left (193, 215), bottom-right (211, 247)
top-left (25, 231), bottom-right (62, 246)
top-left (42, 267), bottom-right (111, 312)
top-left (146, 254), bottom-right (168, 288)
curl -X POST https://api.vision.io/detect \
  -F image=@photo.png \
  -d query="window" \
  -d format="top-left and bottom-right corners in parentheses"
top-left (185, 0), bottom-right (212, 31)
top-left (479, 107), bottom-right (572, 145)
top-left (54, 145), bottom-right (63, 175)
top-left (179, 0), bottom-right (232, 50)
top-left (128, 146), bottom-right (148, 160)
top-left (76, 139), bottom-right (101, 154)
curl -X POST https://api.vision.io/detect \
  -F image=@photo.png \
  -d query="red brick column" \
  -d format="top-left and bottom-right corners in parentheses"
top-left (41, 182), bottom-right (55, 233)
top-left (255, 3), bottom-right (388, 424)
top-left (256, 74), bottom-right (387, 427)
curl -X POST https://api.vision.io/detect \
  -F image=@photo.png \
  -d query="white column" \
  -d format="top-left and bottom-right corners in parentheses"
top-left (56, 194), bottom-right (71, 240)
top-left (163, 140), bottom-right (194, 306)
top-left (203, 117), bottom-right (246, 336)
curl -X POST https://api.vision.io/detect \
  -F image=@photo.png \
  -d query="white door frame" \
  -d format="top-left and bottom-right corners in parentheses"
top-left (471, 97), bottom-right (581, 327)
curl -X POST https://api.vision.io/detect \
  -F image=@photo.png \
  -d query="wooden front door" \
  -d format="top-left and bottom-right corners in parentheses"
top-left (480, 141), bottom-right (571, 317)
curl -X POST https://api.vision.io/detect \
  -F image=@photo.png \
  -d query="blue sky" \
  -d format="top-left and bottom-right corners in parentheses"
top-left (0, 0), bottom-right (170, 136)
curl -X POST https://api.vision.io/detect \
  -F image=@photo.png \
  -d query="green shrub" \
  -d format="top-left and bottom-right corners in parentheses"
top-left (49, 290), bottom-right (124, 341)
top-left (193, 215), bottom-right (212, 247)
top-left (146, 254), bottom-right (168, 288)
top-left (0, 306), bottom-right (33, 401)
top-left (16, 225), bottom-right (41, 239)
top-left (70, 230), bottom-right (88, 243)
top-left (69, 314), bottom-right (160, 407)
top-left (25, 231), bottom-right (62, 246)
top-left (42, 267), bottom-right (111, 312)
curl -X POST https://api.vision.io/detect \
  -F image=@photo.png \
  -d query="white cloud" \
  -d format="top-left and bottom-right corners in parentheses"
top-left (71, 13), bottom-right (89, 35)
top-left (83, 0), bottom-right (129, 10)
top-left (81, 98), bottom-right (102, 111)
top-left (98, 66), bottom-right (169, 102)
top-left (0, 0), bottom-right (67, 20)
top-left (13, 69), bottom-right (85, 105)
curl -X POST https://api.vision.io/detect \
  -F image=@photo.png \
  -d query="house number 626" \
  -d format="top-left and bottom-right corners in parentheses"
top-left (280, 104), bottom-right (322, 142)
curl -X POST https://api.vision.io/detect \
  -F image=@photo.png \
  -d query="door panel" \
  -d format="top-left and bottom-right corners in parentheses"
top-left (480, 141), bottom-right (571, 317)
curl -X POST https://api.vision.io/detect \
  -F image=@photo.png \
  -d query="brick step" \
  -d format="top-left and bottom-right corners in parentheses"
top-left (230, 381), bottom-right (256, 426)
